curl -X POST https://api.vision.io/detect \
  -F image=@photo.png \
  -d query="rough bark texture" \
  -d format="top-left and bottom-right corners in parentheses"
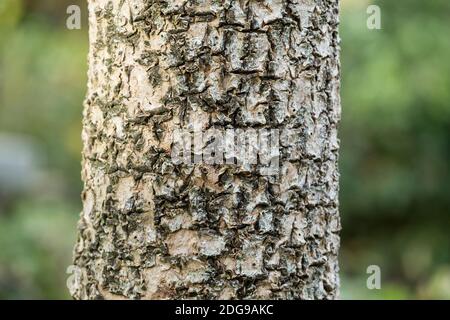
top-left (73, 0), bottom-right (341, 300)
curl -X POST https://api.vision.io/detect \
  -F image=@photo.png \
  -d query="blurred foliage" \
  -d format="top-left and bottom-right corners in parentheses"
top-left (339, 0), bottom-right (450, 299)
top-left (0, 0), bottom-right (87, 299)
top-left (0, 0), bottom-right (449, 299)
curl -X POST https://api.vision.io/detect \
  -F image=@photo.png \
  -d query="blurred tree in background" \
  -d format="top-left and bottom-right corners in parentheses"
top-left (0, 0), bottom-right (448, 299)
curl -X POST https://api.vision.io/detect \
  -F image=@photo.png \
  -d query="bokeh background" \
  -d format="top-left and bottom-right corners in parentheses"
top-left (0, 0), bottom-right (449, 299)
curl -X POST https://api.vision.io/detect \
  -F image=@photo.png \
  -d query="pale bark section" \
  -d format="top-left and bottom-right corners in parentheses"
top-left (73, 0), bottom-right (341, 299)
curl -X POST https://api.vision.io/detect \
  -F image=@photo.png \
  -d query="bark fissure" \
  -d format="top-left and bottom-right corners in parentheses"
top-left (73, 0), bottom-right (341, 300)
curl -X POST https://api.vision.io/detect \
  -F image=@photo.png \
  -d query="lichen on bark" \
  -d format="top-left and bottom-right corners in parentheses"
top-left (73, 0), bottom-right (341, 300)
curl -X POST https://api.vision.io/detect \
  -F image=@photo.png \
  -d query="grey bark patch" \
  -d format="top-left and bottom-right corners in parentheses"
top-left (73, 0), bottom-right (341, 300)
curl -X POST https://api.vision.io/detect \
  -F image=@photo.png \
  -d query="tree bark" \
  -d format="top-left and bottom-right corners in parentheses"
top-left (72, 0), bottom-right (341, 300)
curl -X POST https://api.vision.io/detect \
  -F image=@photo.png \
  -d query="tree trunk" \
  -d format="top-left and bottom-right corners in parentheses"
top-left (72, 0), bottom-right (341, 300)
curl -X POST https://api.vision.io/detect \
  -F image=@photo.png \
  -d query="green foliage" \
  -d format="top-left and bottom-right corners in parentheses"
top-left (0, 0), bottom-right (86, 299)
top-left (0, 0), bottom-right (23, 33)
top-left (339, 0), bottom-right (450, 299)
top-left (0, 200), bottom-right (78, 299)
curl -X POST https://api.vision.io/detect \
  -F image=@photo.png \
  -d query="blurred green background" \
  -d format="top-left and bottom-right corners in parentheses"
top-left (0, 0), bottom-right (449, 299)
